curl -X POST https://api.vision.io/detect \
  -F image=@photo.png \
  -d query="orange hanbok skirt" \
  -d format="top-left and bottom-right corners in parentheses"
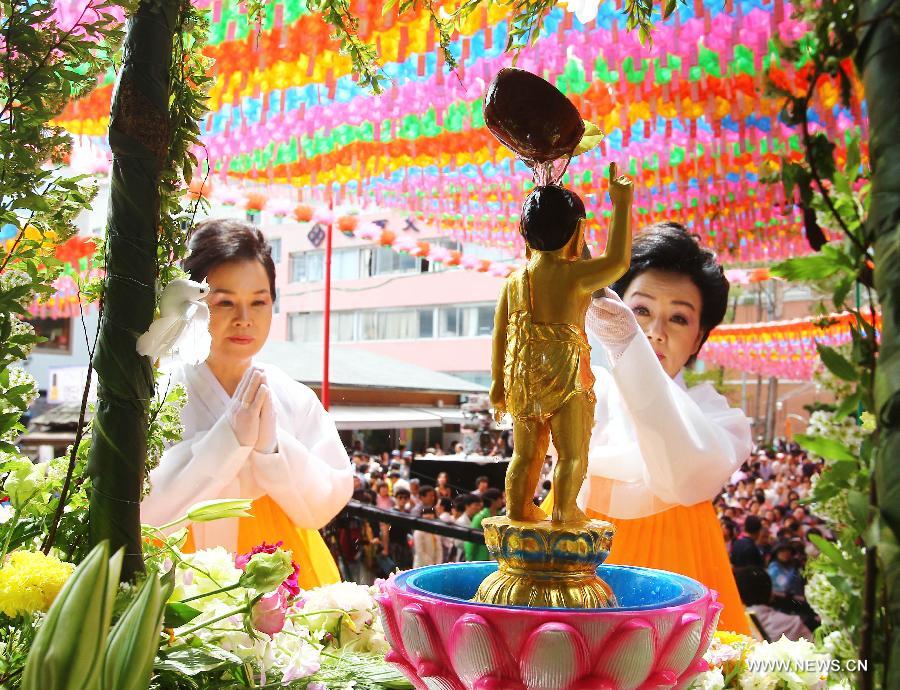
top-left (543, 493), bottom-right (750, 635)
top-left (183, 495), bottom-right (341, 590)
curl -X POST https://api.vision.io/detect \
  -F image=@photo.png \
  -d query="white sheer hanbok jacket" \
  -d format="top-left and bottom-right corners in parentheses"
top-left (580, 328), bottom-right (753, 519)
top-left (141, 362), bottom-right (353, 550)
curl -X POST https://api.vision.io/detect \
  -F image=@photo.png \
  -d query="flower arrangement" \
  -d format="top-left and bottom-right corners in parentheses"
top-left (140, 500), bottom-right (407, 689)
top-left (691, 632), bottom-right (853, 689)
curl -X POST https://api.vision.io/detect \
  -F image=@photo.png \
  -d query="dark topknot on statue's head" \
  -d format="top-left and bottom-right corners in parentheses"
top-left (520, 185), bottom-right (586, 252)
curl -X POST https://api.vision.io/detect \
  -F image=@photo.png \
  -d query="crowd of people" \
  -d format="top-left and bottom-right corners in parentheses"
top-left (329, 436), bottom-right (828, 641)
top-left (717, 439), bottom-right (829, 641)
top-left (332, 442), bottom-right (535, 585)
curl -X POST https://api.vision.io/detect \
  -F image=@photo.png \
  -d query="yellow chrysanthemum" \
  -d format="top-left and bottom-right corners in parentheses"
top-left (714, 630), bottom-right (753, 646)
top-left (0, 551), bottom-right (75, 617)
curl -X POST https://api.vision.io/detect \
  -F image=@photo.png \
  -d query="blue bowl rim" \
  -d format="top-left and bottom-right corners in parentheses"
top-left (391, 562), bottom-right (709, 613)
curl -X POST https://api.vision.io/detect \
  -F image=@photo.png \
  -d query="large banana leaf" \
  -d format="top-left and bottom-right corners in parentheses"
top-left (87, 0), bottom-right (179, 581)
top-left (857, 1), bottom-right (900, 683)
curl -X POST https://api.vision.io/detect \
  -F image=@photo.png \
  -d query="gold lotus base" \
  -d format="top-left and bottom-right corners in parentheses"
top-left (473, 516), bottom-right (618, 609)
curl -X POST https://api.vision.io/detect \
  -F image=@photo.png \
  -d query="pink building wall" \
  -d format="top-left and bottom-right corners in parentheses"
top-left (259, 209), bottom-right (506, 376)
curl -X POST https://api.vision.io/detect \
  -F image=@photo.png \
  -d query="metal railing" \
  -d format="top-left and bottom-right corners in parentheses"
top-left (337, 500), bottom-right (486, 545)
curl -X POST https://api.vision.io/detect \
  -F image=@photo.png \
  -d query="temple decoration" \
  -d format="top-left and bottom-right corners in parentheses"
top-left (700, 311), bottom-right (881, 380)
top-left (52, 0), bottom-right (868, 264)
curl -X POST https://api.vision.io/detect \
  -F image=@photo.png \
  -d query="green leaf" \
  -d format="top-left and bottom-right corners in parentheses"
top-left (810, 534), bottom-right (852, 569)
top-left (770, 254), bottom-right (847, 282)
top-left (154, 645), bottom-right (242, 676)
top-left (795, 433), bottom-right (857, 462)
top-left (834, 389), bottom-right (862, 418)
top-left (847, 489), bottom-right (870, 529)
top-left (845, 136), bottom-right (861, 181)
top-left (832, 274), bottom-right (855, 309)
top-left (573, 120), bottom-right (605, 157)
top-left (163, 602), bottom-right (203, 628)
top-left (817, 343), bottom-right (858, 382)
top-left (663, 0), bottom-right (678, 18)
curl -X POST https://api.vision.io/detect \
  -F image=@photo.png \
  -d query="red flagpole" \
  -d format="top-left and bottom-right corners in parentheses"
top-left (322, 197), bottom-right (333, 410)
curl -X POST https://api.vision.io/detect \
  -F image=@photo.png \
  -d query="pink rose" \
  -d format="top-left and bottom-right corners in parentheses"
top-left (250, 591), bottom-right (287, 638)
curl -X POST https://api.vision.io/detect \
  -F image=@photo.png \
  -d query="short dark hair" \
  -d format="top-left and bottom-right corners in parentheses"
top-left (743, 515), bottom-right (762, 535)
top-left (461, 493), bottom-right (483, 508)
top-left (475, 476), bottom-right (490, 487)
top-left (439, 497), bottom-right (453, 511)
top-left (419, 485), bottom-right (436, 497)
top-left (520, 185), bottom-right (586, 251)
top-left (482, 488), bottom-right (503, 507)
top-left (734, 566), bottom-right (772, 606)
top-left (185, 218), bottom-right (276, 298)
top-left (611, 222), bottom-right (729, 365)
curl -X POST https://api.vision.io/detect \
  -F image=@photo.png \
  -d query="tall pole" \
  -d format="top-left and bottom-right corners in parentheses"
top-left (322, 196), bottom-right (334, 410)
top-left (88, 0), bottom-right (178, 580)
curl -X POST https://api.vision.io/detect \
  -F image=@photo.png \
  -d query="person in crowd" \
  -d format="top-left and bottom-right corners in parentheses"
top-left (375, 481), bottom-right (394, 510)
top-left (410, 485), bottom-right (437, 517)
top-left (465, 489), bottom-right (505, 562)
top-left (408, 478), bottom-right (421, 508)
top-left (455, 493), bottom-right (484, 561)
top-left (384, 487), bottom-right (413, 570)
top-left (731, 515), bottom-right (766, 567)
top-left (545, 223), bottom-right (753, 633)
top-left (734, 566), bottom-right (813, 642)
top-left (413, 507), bottom-right (443, 567)
top-left (436, 497), bottom-right (457, 561)
top-left (473, 476), bottom-right (490, 496)
top-left (141, 219), bottom-right (352, 589)
top-left (768, 541), bottom-right (805, 600)
top-left (436, 471), bottom-right (454, 500)
top-left (433, 441), bottom-right (445, 456)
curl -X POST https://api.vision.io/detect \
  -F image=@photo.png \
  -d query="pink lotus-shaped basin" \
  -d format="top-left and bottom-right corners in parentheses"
top-left (376, 563), bottom-right (721, 690)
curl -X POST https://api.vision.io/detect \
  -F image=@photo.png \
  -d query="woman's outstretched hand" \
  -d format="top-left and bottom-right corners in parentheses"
top-left (587, 288), bottom-right (640, 364)
top-left (227, 368), bottom-right (266, 447)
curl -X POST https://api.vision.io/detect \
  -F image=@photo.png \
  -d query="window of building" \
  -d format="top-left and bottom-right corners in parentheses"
top-left (288, 303), bottom-right (494, 343)
top-left (377, 309), bottom-right (417, 340)
top-left (289, 250), bottom-right (324, 283)
top-left (269, 237), bottom-right (282, 264)
top-left (372, 245), bottom-right (420, 275)
top-left (332, 248), bottom-right (361, 281)
top-left (30, 317), bottom-right (73, 354)
top-left (288, 312), bottom-right (322, 342)
top-left (331, 311), bottom-right (355, 341)
top-left (439, 306), bottom-right (459, 337)
top-left (418, 308), bottom-right (435, 339)
top-left (476, 304), bottom-right (495, 336)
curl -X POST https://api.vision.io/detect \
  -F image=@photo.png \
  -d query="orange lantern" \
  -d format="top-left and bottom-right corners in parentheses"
top-left (244, 192), bottom-right (267, 212)
top-left (188, 176), bottom-right (213, 200)
top-left (293, 204), bottom-right (314, 222)
top-left (337, 215), bottom-right (358, 236)
top-left (379, 229), bottom-right (396, 246)
top-left (447, 251), bottom-right (462, 266)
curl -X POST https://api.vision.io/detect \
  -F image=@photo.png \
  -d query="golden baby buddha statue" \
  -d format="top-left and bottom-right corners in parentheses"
top-left (474, 69), bottom-right (634, 609)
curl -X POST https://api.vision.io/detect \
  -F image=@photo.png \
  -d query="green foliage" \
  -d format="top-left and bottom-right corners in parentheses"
top-left (0, 0), bottom-right (127, 569)
top-left (765, 1), bottom-right (900, 684)
top-left (159, 0), bottom-right (213, 287)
